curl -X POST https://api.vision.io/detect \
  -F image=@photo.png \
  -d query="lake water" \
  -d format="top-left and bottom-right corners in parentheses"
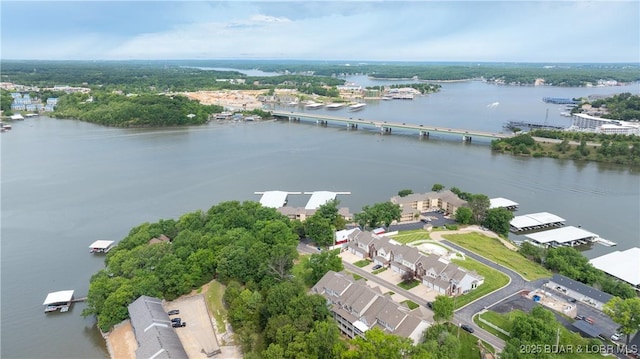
top-left (1, 79), bottom-right (639, 359)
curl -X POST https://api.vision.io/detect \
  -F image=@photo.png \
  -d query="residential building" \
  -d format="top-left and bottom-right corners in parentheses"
top-left (390, 190), bottom-right (468, 222)
top-left (311, 271), bottom-right (430, 344)
top-left (546, 274), bottom-right (613, 310)
top-left (346, 229), bottom-right (484, 296)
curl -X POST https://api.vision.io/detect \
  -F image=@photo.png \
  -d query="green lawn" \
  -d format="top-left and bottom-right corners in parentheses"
top-left (444, 232), bottom-right (551, 281)
top-left (353, 259), bottom-right (371, 268)
top-left (398, 279), bottom-right (420, 290)
top-left (372, 267), bottom-right (388, 275)
top-left (475, 310), bottom-right (605, 359)
top-left (474, 311), bottom-right (511, 341)
top-left (444, 323), bottom-right (495, 359)
top-left (451, 257), bottom-right (510, 309)
top-left (391, 229), bottom-right (431, 244)
top-left (205, 280), bottom-right (227, 334)
top-left (401, 300), bottom-right (419, 310)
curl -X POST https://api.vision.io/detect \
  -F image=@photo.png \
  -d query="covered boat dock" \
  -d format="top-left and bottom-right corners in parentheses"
top-left (43, 290), bottom-right (74, 313)
top-left (255, 190), bottom-right (302, 208)
top-left (589, 247), bottom-right (640, 290)
top-left (510, 212), bottom-right (565, 232)
top-left (304, 191), bottom-right (351, 210)
top-left (524, 226), bottom-right (598, 248)
top-left (89, 240), bottom-right (115, 253)
top-left (489, 197), bottom-right (519, 211)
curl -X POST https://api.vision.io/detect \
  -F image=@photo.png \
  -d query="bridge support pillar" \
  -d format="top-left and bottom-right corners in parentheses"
top-left (381, 126), bottom-right (392, 134)
top-left (462, 135), bottom-right (472, 143)
top-left (347, 123), bottom-right (358, 130)
top-left (419, 131), bottom-right (429, 138)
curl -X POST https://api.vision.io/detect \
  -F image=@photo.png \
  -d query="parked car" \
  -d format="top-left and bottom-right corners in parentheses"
top-left (584, 317), bottom-right (595, 324)
top-left (372, 264), bottom-right (382, 270)
top-left (461, 324), bottom-right (474, 333)
top-left (574, 315), bottom-right (584, 321)
top-left (610, 332), bottom-right (621, 341)
top-left (167, 310), bottom-right (179, 315)
top-left (171, 317), bottom-right (182, 323)
top-left (172, 321), bottom-right (186, 328)
top-left (426, 302), bottom-right (433, 309)
top-left (568, 298), bottom-right (577, 303)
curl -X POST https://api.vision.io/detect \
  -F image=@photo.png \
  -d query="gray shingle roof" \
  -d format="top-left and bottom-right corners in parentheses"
top-left (550, 274), bottom-right (613, 304)
top-left (128, 296), bottom-right (188, 359)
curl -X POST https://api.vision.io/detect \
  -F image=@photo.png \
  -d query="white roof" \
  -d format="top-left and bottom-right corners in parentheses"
top-left (335, 228), bottom-right (357, 241)
top-left (89, 240), bottom-right (115, 249)
top-left (259, 191), bottom-right (290, 208)
top-left (305, 191), bottom-right (337, 210)
top-left (43, 290), bottom-right (74, 305)
top-left (589, 247), bottom-right (640, 286)
top-left (510, 212), bottom-right (565, 229)
top-left (525, 226), bottom-right (598, 244)
top-left (489, 197), bottom-right (519, 209)
top-left (353, 320), bottom-right (369, 333)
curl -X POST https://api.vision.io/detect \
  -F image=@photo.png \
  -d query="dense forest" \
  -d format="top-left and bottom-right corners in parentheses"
top-left (2, 60), bottom-right (638, 90)
top-left (590, 93), bottom-right (640, 121)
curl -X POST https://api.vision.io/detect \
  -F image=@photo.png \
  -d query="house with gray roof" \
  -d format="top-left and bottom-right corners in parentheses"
top-left (546, 274), bottom-right (613, 310)
top-left (312, 271), bottom-right (430, 344)
top-left (127, 296), bottom-right (188, 359)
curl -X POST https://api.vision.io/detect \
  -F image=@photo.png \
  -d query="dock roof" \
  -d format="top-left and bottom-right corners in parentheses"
top-left (489, 197), bottom-right (519, 209)
top-left (43, 290), bottom-right (74, 305)
top-left (525, 226), bottom-right (598, 245)
top-left (510, 212), bottom-right (565, 230)
top-left (88, 240), bottom-right (115, 249)
top-left (305, 191), bottom-right (338, 210)
top-left (589, 247), bottom-right (640, 286)
top-left (258, 191), bottom-right (291, 208)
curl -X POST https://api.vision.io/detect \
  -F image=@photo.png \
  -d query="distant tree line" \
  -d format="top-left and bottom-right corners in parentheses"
top-left (588, 93), bottom-right (640, 122)
top-left (366, 83), bottom-right (442, 94)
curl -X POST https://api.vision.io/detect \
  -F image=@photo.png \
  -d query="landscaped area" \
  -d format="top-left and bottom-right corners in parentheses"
top-left (398, 279), bottom-right (420, 290)
top-left (445, 323), bottom-right (495, 359)
top-left (444, 232), bottom-right (551, 281)
top-left (401, 300), bottom-right (419, 310)
top-left (205, 280), bottom-right (227, 334)
top-left (353, 259), bottom-right (371, 268)
top-left (451, 257), bottom-right (510, 309)
top-left (391, 229), bottom-right (431, 244)
top-left (372, 267), bottom-right (388, 275)
top-left (474, 310), bottom-right (605, 359)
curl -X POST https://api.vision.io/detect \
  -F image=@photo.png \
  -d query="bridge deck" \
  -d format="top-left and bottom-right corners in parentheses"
top-left (272, 111), bottom-right (511, 139)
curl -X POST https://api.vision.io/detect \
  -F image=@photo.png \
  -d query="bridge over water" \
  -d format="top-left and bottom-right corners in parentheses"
top-left (272, 110), bottom-right (512, 143)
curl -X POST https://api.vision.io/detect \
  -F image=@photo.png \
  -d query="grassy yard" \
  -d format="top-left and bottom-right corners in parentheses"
top-left (443, 323), bottom-right (495, 359)
top-left (401, 300), bottom-right (419, 310)
top-left (398, 279), bottom-right (420, 290)
top-left (474, 310), bottom-right (606, 359)
top-left (444, 232), bottom-right (551, 281)
top-left (474, 311), bottom-right (511, 341)
top-left (451, 257), bottom-right (510, 309)
top-left (353, 259), bottom-right (371, 268)
top-left (205, 280), bottom-right (227, 334)
top-left (391, 229), bottom-right (431, 244)
top-left (372, 267), bottom-right (388, 275)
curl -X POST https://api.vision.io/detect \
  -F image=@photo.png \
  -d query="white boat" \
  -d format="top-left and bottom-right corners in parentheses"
top-left (326, 103), bottom-right (344, 110)
top-left (305, 102), bottom-right (324, 109)
top-left (380, 96), bottom-right (393, 100)
top-left (288, 101), bottom-right (299, 106)
top-left (348, 103), bottom-right (366, 111)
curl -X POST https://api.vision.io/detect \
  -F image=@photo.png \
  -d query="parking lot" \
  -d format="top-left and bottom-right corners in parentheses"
top-left (165, 294), bottom-right (221, 358)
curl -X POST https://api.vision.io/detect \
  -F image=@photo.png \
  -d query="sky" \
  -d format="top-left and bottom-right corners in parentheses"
top-left (1, 1), bottom-right (638, 63)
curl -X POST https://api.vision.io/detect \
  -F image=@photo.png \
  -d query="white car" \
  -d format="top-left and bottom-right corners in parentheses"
top-left (610, 333), bottom-right (621, 341)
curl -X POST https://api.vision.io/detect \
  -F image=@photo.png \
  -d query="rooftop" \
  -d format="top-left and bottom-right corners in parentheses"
top-left (43, 290), bottom-right (74, 305)
top-left (88, 240), bottom-right (115, 249)
top-left (489, 197), bottom-right (519, 209)
top-left (256, 190), bottom-right (296, 208)
top-left (510, 212), bottom-right (566, 230)
top-left (550, 274), bottom-right (613, 304)
top-left (589, 247), bottom-right (640, 286)
top-left (305, 191), bottom-right (343, 210)
top-left (525, 226), bottom-right (598, 244)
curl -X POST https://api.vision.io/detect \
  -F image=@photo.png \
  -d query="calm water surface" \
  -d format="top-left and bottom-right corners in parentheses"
top-left (1, 80), bottom-right (639, 359)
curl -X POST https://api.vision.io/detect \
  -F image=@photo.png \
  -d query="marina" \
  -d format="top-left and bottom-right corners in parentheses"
top-left (347, 103), bottom-right (366, 111)
top-left (509, 212), bottom-right (566, 233)
top-left (326, 103), bottom-right (345, 110)
top-left (304, 102), bottom-right (324, 109)
top-left (589, 248), bottom-right (640, 290)
top-left (524, 226), bottom-right (600, 248)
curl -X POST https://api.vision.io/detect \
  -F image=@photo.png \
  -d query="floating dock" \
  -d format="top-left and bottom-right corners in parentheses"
top-left (489, 197), bottom-right (519, 211)
top-left (510, 212), bottom-right (566, 232)
top-left (589, 247), bottom-right (640, 289)
top-left (89, 240), bottom-right (116, 253)
top-left (524, 226), bottom-right (598, 248)
top-left (43, 290), bottom-right (75, 313)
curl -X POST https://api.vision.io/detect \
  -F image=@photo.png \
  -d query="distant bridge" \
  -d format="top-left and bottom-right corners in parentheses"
top-left (272, 111), bottom-right (512, 143)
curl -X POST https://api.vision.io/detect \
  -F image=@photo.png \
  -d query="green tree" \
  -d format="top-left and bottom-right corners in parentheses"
top-left (354, 202), bottom-right (402, 229)
top-left (603, 297), bottom-right (640, 346)
top-left (431, 183), bottom-right (445, 192)
top-left (431, 295), bottom-right (454, 323)
top-left (306, 250), bottom-right (344, 285)
top-left (305, 215), bottom-right (335, 247)
top-left (454, 207), bottom-right (473, 224)
top-left (313, 199), bottom-right (347, 230)
top-left (482, 207), bottom-right (514, 237)
top-left (397, 189), bottom-right (413, 197)
top-left (342, 327), bottom-right (414, 359)
top-left (467, 194), bottom-right (490, 224)
top-left (420, 323), bottom-right (458, 359)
